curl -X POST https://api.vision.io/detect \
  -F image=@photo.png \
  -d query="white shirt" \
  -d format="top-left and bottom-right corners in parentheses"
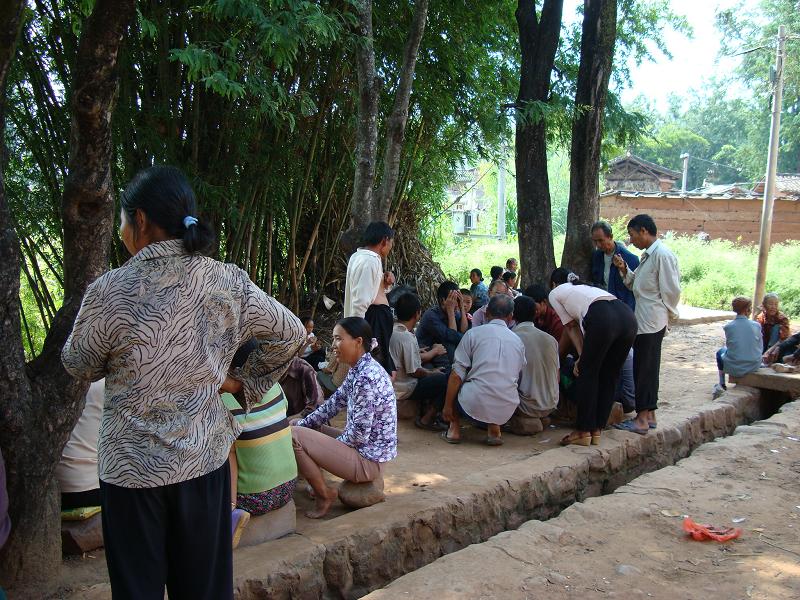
top-left (513, 322), bottom-right (559, 415)
top-left (452, 320), bottom-right (526, 424)
top-left (344, 248), bottom-right (383, 318)
top-left (548, 283), bottom-right (615, 333)
top-left (55, 380), bottom-right (105, 493)
top-left (622, 238), bottom-right (681, 334)
top-left (389, 323), bottom-right (421, 400)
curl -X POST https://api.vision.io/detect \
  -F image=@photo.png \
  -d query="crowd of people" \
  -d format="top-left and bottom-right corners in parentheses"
top-left (8, 165), bottom-right (786, 599)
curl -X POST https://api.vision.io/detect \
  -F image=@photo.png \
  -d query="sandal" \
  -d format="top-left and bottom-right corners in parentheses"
top-left (441, 431), bottom-right (461, 444)
top-left (485, 436), bottom-right (504, 446)
top-left (559, 431), bottom-right (592, 447)
top-left (613, 419), bottom-right (648, 435)
top-left (415, 416), bottom-right (446, 432)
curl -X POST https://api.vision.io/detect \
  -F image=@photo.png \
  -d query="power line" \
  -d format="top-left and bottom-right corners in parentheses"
top-left (684, 153), bottom-right (742, 173)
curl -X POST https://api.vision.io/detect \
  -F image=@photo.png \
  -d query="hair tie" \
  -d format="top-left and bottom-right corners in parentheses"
top-left (567, 272), bottom-right (579, 283)
top-left (183, 216), bottom-right (198, 229)
top-left (370, 338), bottom-right (379, 351)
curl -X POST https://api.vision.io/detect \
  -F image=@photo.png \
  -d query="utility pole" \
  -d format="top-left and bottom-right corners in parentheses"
top-left (680, 153), bottom-right (689, 192)
top-left (497, 162), bottom-right (506, 239)
top-left (753, 25), bottom-right (786, 317)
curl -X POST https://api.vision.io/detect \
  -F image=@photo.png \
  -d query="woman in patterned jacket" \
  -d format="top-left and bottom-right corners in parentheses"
top-left (292, 317), bottom-right (398, 518)
top-left (62, 166), bottom-right (305, 600)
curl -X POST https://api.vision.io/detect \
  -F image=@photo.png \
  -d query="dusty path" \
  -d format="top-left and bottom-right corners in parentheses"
top-left (366, 401), bottom-right (800, 600)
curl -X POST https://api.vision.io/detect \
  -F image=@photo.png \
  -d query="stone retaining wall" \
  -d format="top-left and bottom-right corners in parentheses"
top-left (233, 387), bottom-right (772, 599)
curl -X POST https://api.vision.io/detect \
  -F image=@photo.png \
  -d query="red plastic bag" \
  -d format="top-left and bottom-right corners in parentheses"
top-left (683, 517), bottom-right (742, 542)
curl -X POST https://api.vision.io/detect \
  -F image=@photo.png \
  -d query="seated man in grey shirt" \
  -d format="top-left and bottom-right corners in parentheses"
top-left (442, 295), bottom-right (526, 446)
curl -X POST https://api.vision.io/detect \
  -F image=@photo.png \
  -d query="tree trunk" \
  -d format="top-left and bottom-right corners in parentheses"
top-left (562, 0), bottom-right (617, 278)
top-left (342, 0), bottom-right (380, 253)
top-left (375, 0), bottom-right (429, 219)
top-left (515, 0), bottom-right (564, 285)
top-left (0, 0), bottom-right (135, 587)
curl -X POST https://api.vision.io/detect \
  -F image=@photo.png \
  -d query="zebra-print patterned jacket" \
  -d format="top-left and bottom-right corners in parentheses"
top-left (62, 239), bottom-right (306, 489)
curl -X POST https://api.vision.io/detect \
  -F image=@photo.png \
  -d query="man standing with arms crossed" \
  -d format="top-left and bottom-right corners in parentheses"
top-left (612, 214), bottom-right (681, 435)
top-left (344, 221), bottom-right (396, 376)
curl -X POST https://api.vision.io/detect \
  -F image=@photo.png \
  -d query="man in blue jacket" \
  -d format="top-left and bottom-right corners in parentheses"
top-left (590, 221), bottom-right (639, 311)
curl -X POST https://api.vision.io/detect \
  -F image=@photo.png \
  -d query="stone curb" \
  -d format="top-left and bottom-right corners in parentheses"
top-left (364, 399), bottom-right (800, 599)
top-left (233, 386), bottom-right (768, 599)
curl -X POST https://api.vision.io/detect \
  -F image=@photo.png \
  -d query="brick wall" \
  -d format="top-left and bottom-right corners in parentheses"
top-left (599, 194), bottom-right (800, 244)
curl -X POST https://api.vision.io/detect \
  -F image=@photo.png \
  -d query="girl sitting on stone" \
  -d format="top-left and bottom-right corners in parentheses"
top-left (291, 317), bottom-right (397, 518)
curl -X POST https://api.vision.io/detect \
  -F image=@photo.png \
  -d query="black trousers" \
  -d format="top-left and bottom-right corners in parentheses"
top-left (100, 461), bottom-right (233, 600)
top-left (633, 327), bottom-right (667, 412)
top-left (365, 304), bottom-right (396, 375)
top-left (574, 300), bottom-right (637, 432)
top-left (408, 372), bottom-right (448, 413)
top-left (62, 488), bottom-right (101, 510)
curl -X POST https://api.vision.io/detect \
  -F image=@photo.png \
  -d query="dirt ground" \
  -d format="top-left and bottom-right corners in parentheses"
top-left (366, 399), bottom-right (800, 600)
top-left (45, 321), bottom-right (736, 598)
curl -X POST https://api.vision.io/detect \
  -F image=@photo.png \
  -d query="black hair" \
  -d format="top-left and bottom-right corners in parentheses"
top-left (459, 288), bottom-right (472, 296)
top-left (591, 220), bottom-right (613, 237)
top-left (550, 267), bottom-right (590, 287)
top-left (361, 221), bottom-right (396, 247)
top-left (627, 214), bottom-right (657, 236)
top-left (523, 284), bottom-right (548, 303)
top-left (436, 280), bottom-right (460, 302)
top-left (490, 265), bottom-right (504, 280)
top-left (395, 292), bottom-right (422, 321)
top-left (513, 296), bottom-right (536, 323)
top-left (470, 268), bottom-right (483, 279)
top-left (120, 166), bottom-right (215, 255)
top-left (336, 317), bottom-right (375, 355)
top-left (486, 294), bottom-right (514, 319)
top-left (231, 338), bottom-right (258, 369)
top-left (506, 258), bottom-right (517, 268)
top-left (301, 316), bottom-right (314, 327)
top-left (502, 271), bottom-right (517, 284)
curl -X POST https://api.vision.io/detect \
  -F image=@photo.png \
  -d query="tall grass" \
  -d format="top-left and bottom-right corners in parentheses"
top-left (432, 232), bottom-right (800, 320)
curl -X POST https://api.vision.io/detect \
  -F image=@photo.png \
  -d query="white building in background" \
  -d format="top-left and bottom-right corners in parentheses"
top-left (448, 166), bottom-right (488, 235)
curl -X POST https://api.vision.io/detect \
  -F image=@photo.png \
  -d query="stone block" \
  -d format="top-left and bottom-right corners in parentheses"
top-left (238, 500), bottom-right (297, 548)
top-left (338, 478), bottom-right (386, 508)
top-left (505, 414), bottom-right (544, 435)
top-left (62, 513), bottom-right (103, 555)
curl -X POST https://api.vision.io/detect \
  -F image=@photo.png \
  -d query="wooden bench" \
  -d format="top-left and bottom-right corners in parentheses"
top-left (730, 367), bottom-right (800, 396)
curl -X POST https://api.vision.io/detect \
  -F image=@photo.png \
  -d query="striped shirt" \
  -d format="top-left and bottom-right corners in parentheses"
top-left (62, 239), bottom-right (305, 488)
top-left (221, 384), bottom-right (297, 495)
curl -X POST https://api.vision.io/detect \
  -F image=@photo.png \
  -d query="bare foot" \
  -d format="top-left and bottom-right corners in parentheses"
top-left (446, 422), bottom-right (461, 442)
top-left (305, 486), bottom-right (338, 519)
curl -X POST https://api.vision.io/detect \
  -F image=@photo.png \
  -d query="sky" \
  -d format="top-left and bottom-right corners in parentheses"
top-left (564, 0), bottom-right (762, 112)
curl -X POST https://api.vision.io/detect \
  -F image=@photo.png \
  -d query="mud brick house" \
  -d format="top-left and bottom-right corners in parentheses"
top-left (600, 175), bottom-right (800, 244)
top-left (600, 152), bottom-right (800, 243)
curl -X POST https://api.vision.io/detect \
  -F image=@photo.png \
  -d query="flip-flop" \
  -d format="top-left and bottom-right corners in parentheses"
top-left (649, 421), bottom-right (657, 429)
top-left (415, 416), bottom-right (445, 432)
top-left (441, 431), bottom-right (461, 444)
top-left (613, 420), bottom-right (648, 435)
top-left (485, 436), bottom-right (504, 446)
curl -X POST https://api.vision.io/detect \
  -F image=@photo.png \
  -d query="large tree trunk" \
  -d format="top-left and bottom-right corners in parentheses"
top-left (342, 0), bottom-right (380, 253)
top-left (561, 0), bottom-right (617, 278)
top-left (376, 0), bottom-right (429, 222)
top-left (0, 0), bottom-right (135, 587)
top-left (515, 0), bottom-right (564, 285)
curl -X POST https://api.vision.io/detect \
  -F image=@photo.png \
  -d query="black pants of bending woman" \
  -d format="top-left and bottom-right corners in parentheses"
top-left (573, 300), bottom-right (637, 432)
top-left (100, 461), bottom-right (232, 600)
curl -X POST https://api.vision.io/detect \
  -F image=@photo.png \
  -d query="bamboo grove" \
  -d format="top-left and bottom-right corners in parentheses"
top-left (6, 0), bottom-right (520, 356)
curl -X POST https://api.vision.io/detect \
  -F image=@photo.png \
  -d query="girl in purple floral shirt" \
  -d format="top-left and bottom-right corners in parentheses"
top-left (292, 317), bottom-right (397, 518)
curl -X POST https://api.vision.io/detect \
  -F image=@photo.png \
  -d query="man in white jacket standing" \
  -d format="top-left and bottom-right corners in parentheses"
top-left (344, 221), bottom-right (396, 375)
top-left (613, 214), bottom-right (681, 435)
